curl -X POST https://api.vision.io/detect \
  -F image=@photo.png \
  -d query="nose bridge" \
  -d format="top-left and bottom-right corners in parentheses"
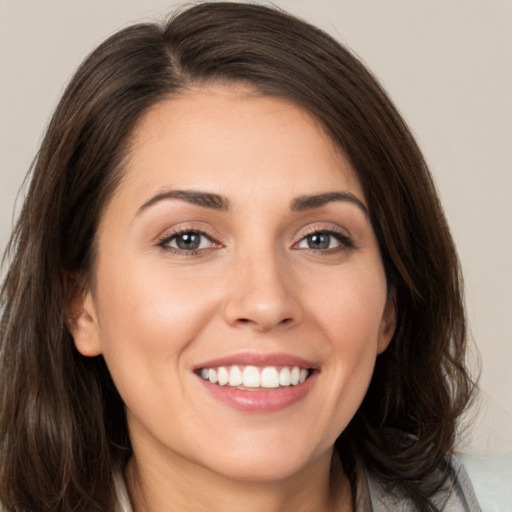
top-left (222, 241), bottom-right (301, 331)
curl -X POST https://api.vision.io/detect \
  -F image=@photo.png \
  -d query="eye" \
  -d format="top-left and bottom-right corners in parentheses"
top-left (296, 230), bottom-right (353, 251)
top-left (158, 230), bottom-right (217, 253)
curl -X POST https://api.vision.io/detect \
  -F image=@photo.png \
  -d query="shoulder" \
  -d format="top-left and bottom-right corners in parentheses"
top-left (455, 451), bottom-right (512, 512)
top-left (363, 454), bottom-right (483, 511)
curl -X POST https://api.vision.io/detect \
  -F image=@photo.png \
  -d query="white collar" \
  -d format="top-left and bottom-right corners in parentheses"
top-left (113, 468), bottom-right (132, 512)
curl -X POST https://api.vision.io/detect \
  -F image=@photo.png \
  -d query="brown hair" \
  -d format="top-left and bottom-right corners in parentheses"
top-left (0, 3), bottom-right (474, 511)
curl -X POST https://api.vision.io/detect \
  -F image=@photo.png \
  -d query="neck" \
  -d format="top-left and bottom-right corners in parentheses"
top-left (125, 449), bottom-right (352, 512)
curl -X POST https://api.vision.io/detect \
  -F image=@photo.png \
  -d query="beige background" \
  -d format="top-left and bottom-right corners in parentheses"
top-left (1, 0), bottom-right (511, 453)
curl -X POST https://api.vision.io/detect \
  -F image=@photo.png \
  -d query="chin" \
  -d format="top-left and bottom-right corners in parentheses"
top-left (190, 435), bottom-right (332, 483)
top-left (203, 454), bottom-right (312, 483)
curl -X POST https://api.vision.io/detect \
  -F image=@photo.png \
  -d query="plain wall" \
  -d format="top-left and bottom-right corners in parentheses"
top-left (1, 0), bottom-right (511, 454)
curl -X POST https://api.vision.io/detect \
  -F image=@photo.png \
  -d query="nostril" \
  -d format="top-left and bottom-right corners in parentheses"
top-left (233, 316), bottom-right (294, 329)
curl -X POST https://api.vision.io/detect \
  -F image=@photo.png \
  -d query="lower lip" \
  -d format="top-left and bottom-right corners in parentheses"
top-left (197, 373), bottom-right (317, 413)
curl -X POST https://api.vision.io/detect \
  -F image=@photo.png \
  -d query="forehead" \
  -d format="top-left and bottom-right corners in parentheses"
top-left (116, 83), bottom-right (365, 209)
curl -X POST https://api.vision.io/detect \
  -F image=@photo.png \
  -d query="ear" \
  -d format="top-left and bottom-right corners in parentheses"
top-left (377, 291), bottom-right (396, 355)
top-left (67, 278), bottom-right (103, 357)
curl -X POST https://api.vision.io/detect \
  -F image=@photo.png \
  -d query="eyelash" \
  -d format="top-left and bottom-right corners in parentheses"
top-left (294, 227), bottom-right (355, 253)
top-left (157, 227), bottom-right (354, 256)
top-left (157, 228), bottom-right (220, 256)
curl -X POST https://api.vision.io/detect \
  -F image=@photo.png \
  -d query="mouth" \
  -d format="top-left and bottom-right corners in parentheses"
top-left (193, 353), bottom-right (318, 412)
top-left (197, 365), bottom-right (310, 390)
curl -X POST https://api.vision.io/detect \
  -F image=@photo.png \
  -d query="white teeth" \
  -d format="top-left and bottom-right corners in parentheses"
top-left (242, 366), bottom-right (261, 388)
top-left (261, 367), bottom-right (279, 388)
top-left (279, 367), bottom-right (291, 386)
top-left (217, 366), bottom-right (229, 386)
top-left (228, 366), bottom-right (243, 386)
top-left (199, 365), bottom-right (310, 389)
top-left (208, 368), bottom-right (218, 384)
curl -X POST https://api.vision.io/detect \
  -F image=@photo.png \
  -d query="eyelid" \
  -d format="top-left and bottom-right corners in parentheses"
top-left (154, 220), bottom-right (222, 245)
top-left (294, 223), bottom-right (351, 241)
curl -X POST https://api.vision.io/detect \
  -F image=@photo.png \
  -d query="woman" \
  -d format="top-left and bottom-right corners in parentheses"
top-left (0, 3), bottom-right (481, 511)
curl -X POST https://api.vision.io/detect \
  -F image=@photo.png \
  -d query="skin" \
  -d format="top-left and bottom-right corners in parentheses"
top-left (71, 84), bottom-right (395, 512)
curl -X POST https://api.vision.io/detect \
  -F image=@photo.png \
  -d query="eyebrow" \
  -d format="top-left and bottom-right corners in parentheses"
top-left (290, 191), bottom-right (368, 217)
top-left (137, 189), bottom-right (230, 215)
top-left (136, 189), bottom-right (368, 217)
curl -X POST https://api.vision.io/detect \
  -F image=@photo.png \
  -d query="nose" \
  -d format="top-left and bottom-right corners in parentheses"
top-left (222, 249), bottom-right (302, 332)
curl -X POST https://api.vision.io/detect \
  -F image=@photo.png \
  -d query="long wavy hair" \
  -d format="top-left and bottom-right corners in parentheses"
top-left (0, 3), bottom-right (475, 511)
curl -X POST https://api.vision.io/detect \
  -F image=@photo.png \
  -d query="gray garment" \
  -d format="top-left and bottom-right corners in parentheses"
top-left (358, 455), bottom-right (482, 511)
top-left (114, 455), bottom-right (482, 511)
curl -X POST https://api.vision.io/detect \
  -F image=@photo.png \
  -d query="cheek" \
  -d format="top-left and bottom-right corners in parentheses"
top-left (91, 258), bottom-right (224, 438)
top-left (92, 255), bottom-right (219, 384)
top-left (305, 264), bottom-right (388, 414)
top-left (309, 263), bottom-right (388, 348)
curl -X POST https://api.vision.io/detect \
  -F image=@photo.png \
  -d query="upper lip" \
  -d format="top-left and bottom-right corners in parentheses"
top-left (193, 352), bottom-right (319, 371)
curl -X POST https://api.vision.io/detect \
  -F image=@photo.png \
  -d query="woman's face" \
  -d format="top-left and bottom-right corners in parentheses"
top-left (72, 84), bottom-right (395, 482)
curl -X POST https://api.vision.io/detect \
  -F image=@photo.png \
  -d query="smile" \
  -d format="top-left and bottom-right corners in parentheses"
top-left (194, 353), bottom-right (318, 412)
top-left (198, 365), bottom-right (310, 389)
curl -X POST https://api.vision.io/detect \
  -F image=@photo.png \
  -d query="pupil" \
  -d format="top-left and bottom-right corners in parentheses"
top-left (308, 233), bottom-right (330, 250)
top-left (177, 233), bottom-right (200, 250)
